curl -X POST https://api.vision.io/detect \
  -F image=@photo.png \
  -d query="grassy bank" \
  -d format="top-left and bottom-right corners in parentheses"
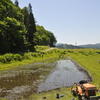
top-left (0, 46), bottom-right (54, 70)
top-left (69, 49), bottom-right (100, 86)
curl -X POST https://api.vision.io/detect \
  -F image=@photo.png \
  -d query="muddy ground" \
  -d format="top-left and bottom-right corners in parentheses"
top-left (0, 58), bottom-right (92, 100)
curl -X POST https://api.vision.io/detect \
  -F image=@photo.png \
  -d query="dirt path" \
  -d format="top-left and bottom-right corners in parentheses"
top-left (42, 47), bottom-right (56, 52)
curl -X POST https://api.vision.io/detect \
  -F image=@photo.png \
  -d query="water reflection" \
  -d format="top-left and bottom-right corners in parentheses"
top-left (38, 60), bottom-right (90, 92)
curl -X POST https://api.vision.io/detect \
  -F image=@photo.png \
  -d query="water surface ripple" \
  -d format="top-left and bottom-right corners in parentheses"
top-left (38, 60), bottom-right (91, 92)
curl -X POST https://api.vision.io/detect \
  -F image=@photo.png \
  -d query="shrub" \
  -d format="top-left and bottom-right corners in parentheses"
top-left (67, 50), bottom-right (74, 53)
top-left (24, 53), bottom-right (32, 59)
top-left (96, 51), bottom-right (100, 54)
top-left (32, 54), bottom-right (38, 57)
top-left (13, 54), bottom-right (22, 61)
top-left (4, 53), bottom-right (13, 62)
top-left (0, 56), bottom-right (7, 63)
top-left (40, 52), bottom-right (46, 54)
top-left (78, 51), bottom-right (89, 56)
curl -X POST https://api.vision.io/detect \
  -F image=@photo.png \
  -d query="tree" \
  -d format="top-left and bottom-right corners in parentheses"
top-left (48, 32), bottom-right (57, 47)
top-left (34, 25), bottom-right (57, 46)
top-left (22, 7), bottom-right (29, 42)
top-left (28, 3), bottom-right (32, 13)
top-left (14, 0), bottom-right (19, 7)
top-left (27, 3), bottom-right (36, 51)
top-left (34, 25), bottom-right (50, 45)
top-left (0, 17), bottom-right (26, 53)
top-left (22, 7), bottom-right (29, 29)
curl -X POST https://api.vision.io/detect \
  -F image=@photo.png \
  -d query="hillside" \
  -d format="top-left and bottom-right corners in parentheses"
top-left (55, 43), bottom-right (83, 49)
top-left (79, 43), bottom-right (100, 49)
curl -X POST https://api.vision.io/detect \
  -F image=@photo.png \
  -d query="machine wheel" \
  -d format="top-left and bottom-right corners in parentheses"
top-left (71, 90), bottom-right (76, 96)
top-left (71, 87), bottom-right (77, 97)
top-left (78, 95), bottom-right (83, 100)
top-left (78, 95), bottom-right (86, 100)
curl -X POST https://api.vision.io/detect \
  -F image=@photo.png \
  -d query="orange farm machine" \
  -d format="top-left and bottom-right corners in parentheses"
top-left (71, 80), bottom-right (100, 100)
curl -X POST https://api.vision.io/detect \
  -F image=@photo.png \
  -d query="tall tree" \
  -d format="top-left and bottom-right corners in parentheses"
top-left (14, 0), bottom-right (19, 7)
top-left (27, 3), bottom-right (36, 51)
top-left (22, 7), bottom-right (29, 41)
top-left (28, 3), bottom-right (32, 13)
top-left (22, 7), bottom-right (29, 28)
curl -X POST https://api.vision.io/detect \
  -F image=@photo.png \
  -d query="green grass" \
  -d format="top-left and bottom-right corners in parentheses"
top-left (70, 50), bottom-right (100, 86)
top-left (30, 87), bottom-right (76, 100)
top-left (35, 45), bottom-right (50, 52)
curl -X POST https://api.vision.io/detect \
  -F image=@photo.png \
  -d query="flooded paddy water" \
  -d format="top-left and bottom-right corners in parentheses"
top-left (38, 60), bottom-right (91, 92)
top-left (0, 59), bottom-right (92, 100)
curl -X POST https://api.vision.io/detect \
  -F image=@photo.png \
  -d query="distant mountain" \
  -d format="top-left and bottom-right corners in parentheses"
top-left (55, 43), bottom-right (63, 46)
top-left (79, 43), bottom-right (100, 49)
top-left (55, 43), bottom-right (83, 49)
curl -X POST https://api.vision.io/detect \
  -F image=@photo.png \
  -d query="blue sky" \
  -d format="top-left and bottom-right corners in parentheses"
top-left (11, 0), bottom-right (100, 45)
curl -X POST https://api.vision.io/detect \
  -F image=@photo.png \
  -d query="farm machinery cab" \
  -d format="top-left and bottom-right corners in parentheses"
top-left (71, 80), bottom-right (100, 100)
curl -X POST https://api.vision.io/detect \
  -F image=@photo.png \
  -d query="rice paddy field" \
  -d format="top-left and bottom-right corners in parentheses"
top-left (0, 46), bottom-right (100, 100)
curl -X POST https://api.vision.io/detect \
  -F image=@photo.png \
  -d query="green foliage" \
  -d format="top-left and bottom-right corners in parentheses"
top-left (4, 53), bottom-right (14, 62)
top-left (0, 53), bottom-right (23, 63)
top-left (34, 25), bottom-right (50, 45)
top-left (0, 46), bottom-right (56, 64)
top-left (13, 54), bottom-right (22, 61)
top-left (0, 17), bottom-right (26, 53)
top-left (24, 53), bottom-right (32, 59)
top-left (34, 25), bottom-right (57, 46)
top-left (0, 0), bottom-right (23, 21)
top-left (96, 51), bottom-right (100, 54)
top-left (3, 53), bottom-right (22, 63)
top-left (22, 7), bottom-right (29, 30)
top-left (0, 56), bottom-right (7, 63)
top-left (0, 0), bottom-right (27, 53)
top-left (26, 4), bottom-right (36, 52)
top-left (78, 50), bottom-right (97, 56)
top-left (47, 32), bottom-right (57, 47)
top-left (23, 52), bottom-right (41, 59)
top-left (67, 50), bottom-right (74, 53)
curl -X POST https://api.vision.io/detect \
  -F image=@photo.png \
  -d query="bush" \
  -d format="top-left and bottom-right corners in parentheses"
top-left (96, 51), bottom-right (100, 54)
top-left (78, 51), bottom-right (89, 56)
top-left (13, 54), bottom-right (22, 61)
top-left (0, 56), bottom-right (7, 63)
top-left (32, 53), bottom-right (38, 57)
top-left (67, 50), bottom-right (74, 53)
top-left (24, 53), bottom-right (32, 59)
top-left (79, 50), bottom-right (97, 56)
top-left (4, 53), bottom-right (13, 62)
